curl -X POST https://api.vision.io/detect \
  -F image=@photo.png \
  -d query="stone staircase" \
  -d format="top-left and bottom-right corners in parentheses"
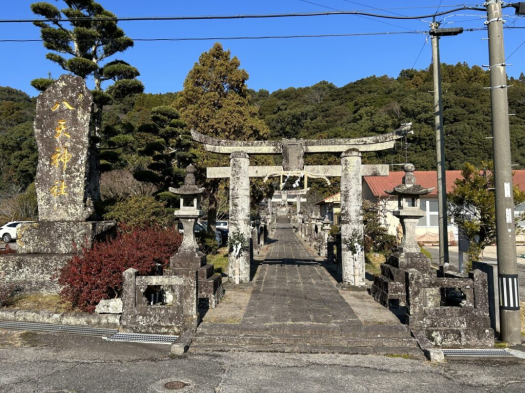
top-left (190, 322), bottom-right (423, 357)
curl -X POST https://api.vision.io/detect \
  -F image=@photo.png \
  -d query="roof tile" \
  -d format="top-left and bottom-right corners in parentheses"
top-left (364, 170), bottom-right (525, 198)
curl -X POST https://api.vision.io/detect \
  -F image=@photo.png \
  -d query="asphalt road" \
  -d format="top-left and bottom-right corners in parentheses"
top-left (0, 331), bottom-right (524, 393)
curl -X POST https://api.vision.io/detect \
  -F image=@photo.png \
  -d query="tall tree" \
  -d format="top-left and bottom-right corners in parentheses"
top-left (174, 43), bottom-right (270, 232)
top-left (30, 0), bottom-right (144, 134)
top-left (448, 161), bottom-right (525, 265)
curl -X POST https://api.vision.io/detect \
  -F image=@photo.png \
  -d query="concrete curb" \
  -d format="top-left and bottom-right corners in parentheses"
top-left (171, 329), bottom-right (195, 355)
top-left (410, 329), bottom-right (445, 363)
top-left (0, 309), bottom-right (121, 329)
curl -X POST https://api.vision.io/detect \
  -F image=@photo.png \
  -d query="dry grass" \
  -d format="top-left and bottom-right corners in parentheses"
top-left (521, 302), bottom-right (525, 335)
top-left (384, 353), bottom-right (410, 359)
top-left (7, 294), bottom-right (74, 313)
top-left (365, 252), bottom-right (385, 277)
top-left (207, 247), bottom-right (229, 275)
top-left (0, 330), bottom-right (39, 348)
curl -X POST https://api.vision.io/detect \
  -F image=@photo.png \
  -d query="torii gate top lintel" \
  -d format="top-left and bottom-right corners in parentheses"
top-left (191, 123), bottom-right (412, 157)
top-left (192, 123), bottom-right (412, 178)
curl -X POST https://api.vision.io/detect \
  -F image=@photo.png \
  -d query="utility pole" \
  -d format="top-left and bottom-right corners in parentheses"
top-left (429, 23), bottom-right (462, 267)
top-left (486, 0), bottom-right (521, 345)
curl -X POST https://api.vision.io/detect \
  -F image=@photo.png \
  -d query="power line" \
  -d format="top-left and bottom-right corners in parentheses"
top-left (436, 0), bottom-right (445, 14)
top-left (338, 4), bottom-right (483, 11)
top-left (0, 30), bottom-right (428, 43)
top-left (341, 0), bottom-right (407, 17)
top-left (299, 0), bottom-right (339, 12)
top-left (299, 0), bottom-right (413, 32)
top-left (412, 37), bottom-right (429, 69)
top-left (1, 26), bottom-right (522, 44)
top-left (506, 38), bottom-right (525, 60)
top-left (0, 7), bottom-right (492, 24)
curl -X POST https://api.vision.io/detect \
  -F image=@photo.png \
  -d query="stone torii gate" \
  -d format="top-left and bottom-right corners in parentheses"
top-left (192, 124), bottom-right (412, 285)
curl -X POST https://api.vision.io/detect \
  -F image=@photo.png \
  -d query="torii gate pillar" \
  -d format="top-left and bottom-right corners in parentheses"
top-left (340, 149), bottom-right (365, 286)
top-left (228, 152), bottom-right (251, 284)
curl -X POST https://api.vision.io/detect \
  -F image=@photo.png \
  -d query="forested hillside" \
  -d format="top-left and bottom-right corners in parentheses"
top-left (1, 62), bottom-right (524, 198)
top-left (251, 63), bottom-right (525, 171)
top-left (0, 87), bottom-right (37, 194)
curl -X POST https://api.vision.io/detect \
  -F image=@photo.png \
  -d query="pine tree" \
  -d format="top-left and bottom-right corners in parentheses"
top-left (30, 0), bottom-right (144, 134)
top-left (133, 106), bottom-right (194, 206)
top-left (174, 43), bottom-right (270, 232)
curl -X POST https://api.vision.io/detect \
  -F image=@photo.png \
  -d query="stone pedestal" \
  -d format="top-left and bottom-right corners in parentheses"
top-left (228, 152), bottom-right (251, 284)
top-left (371, 252), bottom-right (433, 308)
top-left (340, 149), bottom-right (364, 286)
top-left (16, 221), bottom-right (115, 254)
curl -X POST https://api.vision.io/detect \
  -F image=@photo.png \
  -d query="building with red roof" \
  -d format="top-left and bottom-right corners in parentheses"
top-left (317, 169), bottom-right (525, 243)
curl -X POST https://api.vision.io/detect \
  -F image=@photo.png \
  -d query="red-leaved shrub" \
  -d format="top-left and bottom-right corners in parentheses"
top-left (0, 283), bottom-right (22, 307)
top-left (0, 245), bottom-right (15, 255)
top-left (58, 225), bottom-right (182, 313)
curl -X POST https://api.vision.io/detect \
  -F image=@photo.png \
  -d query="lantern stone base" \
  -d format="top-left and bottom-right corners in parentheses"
top-left (166, 250), bottom-right (224, 309)
top-left (371, 251), bottom-right (433, 308)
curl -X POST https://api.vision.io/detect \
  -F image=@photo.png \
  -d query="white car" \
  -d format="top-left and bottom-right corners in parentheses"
top-left (0, 221), bottom-right (34, 243)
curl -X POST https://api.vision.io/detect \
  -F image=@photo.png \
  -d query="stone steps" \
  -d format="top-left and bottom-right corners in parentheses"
top-left (196, 323), bottom-right (413, 338)
top-left (189, 344), bottom-right (424, 358)
top-left (190, 322), bottom-right (422, 356)
top-left (192, 334), bottom-right (417, 348)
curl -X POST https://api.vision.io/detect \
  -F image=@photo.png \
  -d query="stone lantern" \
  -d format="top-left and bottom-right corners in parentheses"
top-left (166, 164), bottom-right (206, 272)
top-left (386, 163), bottom-right (434, 254)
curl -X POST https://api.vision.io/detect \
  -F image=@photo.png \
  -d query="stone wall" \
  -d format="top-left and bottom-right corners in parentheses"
top-left (0, 254), bottom-right (71, 294)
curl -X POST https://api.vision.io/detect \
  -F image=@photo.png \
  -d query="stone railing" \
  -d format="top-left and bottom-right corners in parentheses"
top-left (120, 268), bottom-right (197, 335)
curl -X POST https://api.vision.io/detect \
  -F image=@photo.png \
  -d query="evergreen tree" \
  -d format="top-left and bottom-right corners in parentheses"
top-left (30, 0), bottom-right (144, 134)
top-left (134, 106), bottom-right (194, 206)
top-left (448, 161), bottom-right (525, 266)
top-left (174, 43), bottom-right (270, 232)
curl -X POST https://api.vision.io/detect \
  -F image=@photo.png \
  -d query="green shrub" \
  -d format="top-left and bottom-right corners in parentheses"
top-left (197, 230), bottom-right (219, 255)
top-left (329, 225), bottom-right (340, 237)
top-left (104, 196), bottom-right (174, 228)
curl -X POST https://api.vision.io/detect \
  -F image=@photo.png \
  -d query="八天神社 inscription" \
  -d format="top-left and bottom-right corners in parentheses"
top-left (34, 74), bottom-right (98, 221)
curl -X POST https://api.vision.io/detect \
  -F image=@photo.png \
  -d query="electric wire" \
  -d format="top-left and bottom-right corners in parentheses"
top-left (299, 0), bottom-right (413, 32)
top-left (436, 0), bottom-right (445, 14)
top-left (1, 26), bottom-right (523, 44)
top-left (0, 7), bottom-right (495, 24)
top-left (506, 38), bottom-right (525, 60)
top-left (340, 0), bottom-right (406, 17)
top-left (0, 30), bottom-right (428, 43)
top-left (412, 38), bottom-right (429, 69)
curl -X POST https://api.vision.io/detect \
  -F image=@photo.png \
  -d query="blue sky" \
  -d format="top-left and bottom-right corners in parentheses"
top-left (1, 1), bottom-right (524, 96)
